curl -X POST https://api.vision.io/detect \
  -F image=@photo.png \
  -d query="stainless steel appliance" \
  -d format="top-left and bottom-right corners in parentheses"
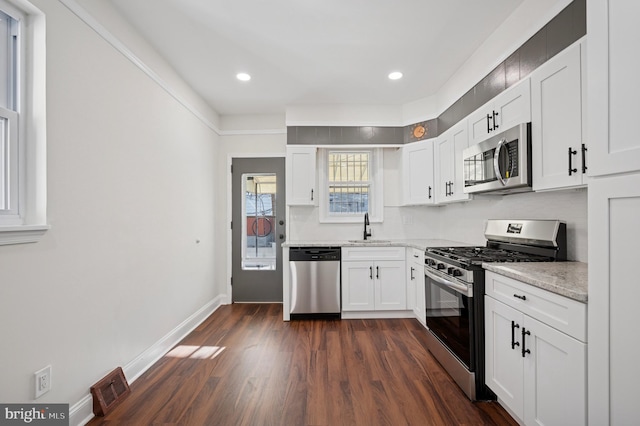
top-left (463, 123), bottom-right (532, 194)
top-left (424, 219), bottom-right (566, 400)
top-left (289, 247), bottom-right (341, 319)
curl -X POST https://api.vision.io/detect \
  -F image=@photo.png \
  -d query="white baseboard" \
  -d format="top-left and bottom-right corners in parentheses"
top-left (70, 295), bottom-right (226, 426)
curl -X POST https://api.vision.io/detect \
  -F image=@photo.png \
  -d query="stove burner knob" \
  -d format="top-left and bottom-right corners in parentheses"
top-left (436, 263), bottom-right (445, 270)
top-left (452, 269), bottom-right (463, 277)
top-left (447, 267), bottom-right (454, 275)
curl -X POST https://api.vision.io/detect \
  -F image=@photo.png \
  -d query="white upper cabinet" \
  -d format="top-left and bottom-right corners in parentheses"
top-left (468, 79), bottom-right (531, 146)
top-left (401, 139), bottom-right (435, 205)
top-left (588, 0), bottom-right (640, 177)
top-left (531, 40), bottom-right (586, 191)
top-left (285, 146), bottom-right (316, 205)
top-left (436, 119), bottom-right (471, 204)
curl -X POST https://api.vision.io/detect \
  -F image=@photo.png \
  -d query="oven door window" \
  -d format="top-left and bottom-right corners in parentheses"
top-left (425, 274), bottom-right (474, 370)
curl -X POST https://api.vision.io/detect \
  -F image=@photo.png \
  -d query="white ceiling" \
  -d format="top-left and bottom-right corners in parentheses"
top-left (109, 0), bottom-right (525, 116)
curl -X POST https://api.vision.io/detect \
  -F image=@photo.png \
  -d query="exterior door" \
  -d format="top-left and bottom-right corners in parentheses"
top-left (231, 157), bottom-right (285, 302)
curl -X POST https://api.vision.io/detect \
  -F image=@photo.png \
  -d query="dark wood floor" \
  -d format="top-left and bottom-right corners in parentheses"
top-left (89, 304), bottom-right (517, 425)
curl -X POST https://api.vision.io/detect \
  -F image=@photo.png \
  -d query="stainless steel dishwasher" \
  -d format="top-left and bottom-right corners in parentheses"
top-left (289, 247), bottom-right (341, 319)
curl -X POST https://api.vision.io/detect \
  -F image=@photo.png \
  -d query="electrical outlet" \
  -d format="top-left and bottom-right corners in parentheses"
top-left (34, 365), bottom-right (52, 399)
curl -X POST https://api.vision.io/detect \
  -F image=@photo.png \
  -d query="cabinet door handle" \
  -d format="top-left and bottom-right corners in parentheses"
top-left (492, 110), bottom-right (499, 130)
top-left (428, 186), bottom-right (432, 199)
top-left (522, 328), bottom-right (531, 357)
top-left (487, 114), bottom-right (492, 133)
top-left (513, 294), bottom-right (527, 301)
top-left (311, 189), bottom-right (314, 201)
top-left (449, 181), bottom-right (453, 196)
top-left (511, 321), bottom-right (520, 350)
top-left (568, 147), bottom-right (578, 176)
top-left (581, 144), bottom-right (588, 174)
top-left (376, 266), bottom-right (379, 279)
top-left (410, 267), bottom-right (415, 280)
top-left (369, 266), bottom-right (373, 279)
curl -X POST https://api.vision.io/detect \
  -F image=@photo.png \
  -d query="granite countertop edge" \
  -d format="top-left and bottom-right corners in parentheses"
top-left (482, 262), bottom-right (588, 303)
top-left (282, 239), bottom-right (473, 251)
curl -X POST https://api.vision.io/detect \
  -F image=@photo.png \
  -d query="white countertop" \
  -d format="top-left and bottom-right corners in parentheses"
top-left (283, 239), bottom-right (472, 251)
top-left (482, 261), bottom-right (588, 303)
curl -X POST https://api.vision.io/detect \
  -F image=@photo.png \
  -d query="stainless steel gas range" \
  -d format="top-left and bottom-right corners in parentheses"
top-left (423, 219), bottom-right (567, 400)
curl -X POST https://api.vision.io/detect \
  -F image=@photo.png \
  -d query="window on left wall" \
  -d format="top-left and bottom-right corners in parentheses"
top-left (0, 0), bottom-right (48, 245)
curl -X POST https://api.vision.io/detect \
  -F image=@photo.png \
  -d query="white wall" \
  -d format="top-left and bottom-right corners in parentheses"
top-left (290, 189), bottom-right (587, 262)
top-left (0, 0), bottom-right (221, 421)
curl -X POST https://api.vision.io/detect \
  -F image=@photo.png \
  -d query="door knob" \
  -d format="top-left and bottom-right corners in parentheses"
top-left (279, 220), bottom-right (284, 225)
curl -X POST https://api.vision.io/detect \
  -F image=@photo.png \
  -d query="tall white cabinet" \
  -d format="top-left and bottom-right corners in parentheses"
top-left (588, 1), bottom-right (640, 177)
top-left (587, 1), bottom-right (640, 424)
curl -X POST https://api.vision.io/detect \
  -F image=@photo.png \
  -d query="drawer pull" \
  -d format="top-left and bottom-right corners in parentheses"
top-left (513, 294), bottom-right (527, 301)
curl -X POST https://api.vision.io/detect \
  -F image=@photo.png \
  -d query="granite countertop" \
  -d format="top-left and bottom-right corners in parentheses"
top-left (482, 261), bottom-right (588, 303)
top-left (283, 239), bottom-right (472, 251)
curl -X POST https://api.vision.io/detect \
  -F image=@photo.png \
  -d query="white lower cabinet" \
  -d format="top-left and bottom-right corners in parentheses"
top-left (485, 271), bottom-right (586, 425)
top-left (342, 247), bottom-right (406, 312)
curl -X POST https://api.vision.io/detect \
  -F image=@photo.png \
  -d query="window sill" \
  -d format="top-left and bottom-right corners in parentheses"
top-left (0, 224), bottom-right (50, 246)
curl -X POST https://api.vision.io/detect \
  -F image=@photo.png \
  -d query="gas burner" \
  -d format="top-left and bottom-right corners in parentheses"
top-left (427, 246), bottom-right (555, 266)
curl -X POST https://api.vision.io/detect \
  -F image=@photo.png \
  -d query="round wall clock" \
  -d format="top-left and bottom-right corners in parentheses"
top-left (413, 124), bottom-right (426, 139)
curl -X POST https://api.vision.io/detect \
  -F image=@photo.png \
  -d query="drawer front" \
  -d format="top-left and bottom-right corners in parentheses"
top-left (485, 271), bottom-right (587, 342)
top-left (410, 248), bottom-right (424, 263)
top-left (342, 246), bottom-right (405, 261)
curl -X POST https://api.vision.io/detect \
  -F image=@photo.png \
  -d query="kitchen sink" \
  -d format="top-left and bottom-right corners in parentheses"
top-left (348, 239), bottom-right (391, 244)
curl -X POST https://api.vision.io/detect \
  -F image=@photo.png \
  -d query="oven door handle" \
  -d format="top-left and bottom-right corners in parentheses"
top-left (425, 269), bottom-right (472, 297)
top-left (493, 138), bottom-right (508, 186)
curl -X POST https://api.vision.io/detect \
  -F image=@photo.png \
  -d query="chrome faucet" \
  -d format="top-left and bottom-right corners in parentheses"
top-left (363, 213), bottom-right (372, 240)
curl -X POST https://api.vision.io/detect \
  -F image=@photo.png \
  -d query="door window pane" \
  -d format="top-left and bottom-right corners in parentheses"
top-left (242, 174), bottom-right (276, 271)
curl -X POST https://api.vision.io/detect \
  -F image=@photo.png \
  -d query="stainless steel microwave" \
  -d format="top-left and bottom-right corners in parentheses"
top-left (463, 122), bottom-right (532, 194)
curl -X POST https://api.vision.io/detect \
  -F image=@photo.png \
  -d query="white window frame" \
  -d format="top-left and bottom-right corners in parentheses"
top-left (318, 148), bottom-right (383, 223)
top-left (0, 0), bottom-right (47, 245)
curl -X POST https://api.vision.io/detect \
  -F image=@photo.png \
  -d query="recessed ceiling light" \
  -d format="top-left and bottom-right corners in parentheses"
top-left (388, 71), bottom-right (403, 80)
top-left (236, 73), bottom-right (251, 81)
